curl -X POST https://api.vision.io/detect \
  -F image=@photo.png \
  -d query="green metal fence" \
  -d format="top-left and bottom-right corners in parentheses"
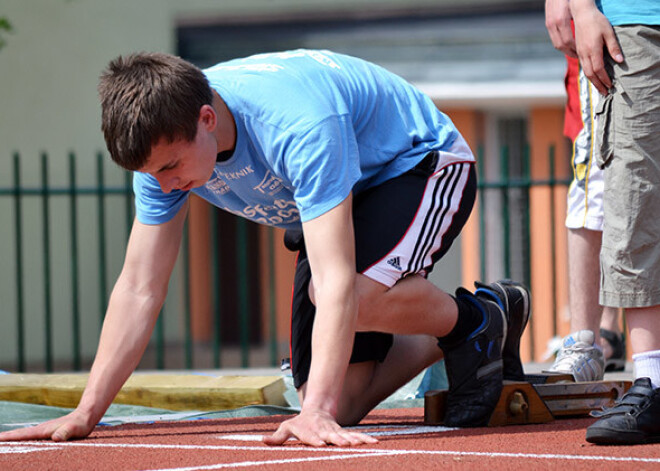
top-left (1, 151), bottom-right (280, 373)
top-left (3, 152), bottom-right (135, 372)
top-left (1, 147), bottom-right (571, 373)
top-left (477, 144), bottom-right (571, 359)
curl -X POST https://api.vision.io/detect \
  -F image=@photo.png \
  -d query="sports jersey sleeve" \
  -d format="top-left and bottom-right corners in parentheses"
top-left (281, 114), bottom-right (361, 222)
top-left (133, 171), bottom-right (190, 225)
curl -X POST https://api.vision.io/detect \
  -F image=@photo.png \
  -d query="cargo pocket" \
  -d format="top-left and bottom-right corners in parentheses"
top-left (595, 91), bottom-right (614, 169)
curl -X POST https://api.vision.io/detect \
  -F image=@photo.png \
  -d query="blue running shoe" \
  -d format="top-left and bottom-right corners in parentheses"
top-left (475, 280), bottom-right (531, 381)
top-left (437, 288), bottom-right (507, 427)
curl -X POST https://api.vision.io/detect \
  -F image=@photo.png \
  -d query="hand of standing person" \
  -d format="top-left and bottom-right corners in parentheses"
top-left (545, 0), bottom-right (577, 57)
top-left (569, 0), bottom-right (624, 95)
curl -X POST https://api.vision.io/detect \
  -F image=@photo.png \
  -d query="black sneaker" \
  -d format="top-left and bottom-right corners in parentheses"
top-left (586, 377), bottom-right (660, 445)
top-left (474, 280), bottom-right (531, 381)
top-left (437, 287), bottom-right (507, 427)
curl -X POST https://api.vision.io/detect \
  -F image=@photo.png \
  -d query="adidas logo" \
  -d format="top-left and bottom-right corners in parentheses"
top-left (387, 256), bottom-right (402, 271)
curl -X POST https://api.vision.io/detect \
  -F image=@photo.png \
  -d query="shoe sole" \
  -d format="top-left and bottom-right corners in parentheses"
top-left (586, 426), bottom-right (660, 445)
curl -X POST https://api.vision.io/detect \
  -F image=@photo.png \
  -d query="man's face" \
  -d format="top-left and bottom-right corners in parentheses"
top-left (140, 120), bottom-right (217, 194)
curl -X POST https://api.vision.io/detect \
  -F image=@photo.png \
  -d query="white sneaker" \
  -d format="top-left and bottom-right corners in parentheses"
top-left (545, 330), bottom-right (605, 381)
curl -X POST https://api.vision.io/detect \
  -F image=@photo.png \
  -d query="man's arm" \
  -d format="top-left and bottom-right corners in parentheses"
top-left (264, 195), bottom-right (377, 447)
top-left (0, 203), bottom-right (188, 442)
top-left (545, 0), bottom-right (577, 57)
top-left (569, 0), bottom-right (623, 95)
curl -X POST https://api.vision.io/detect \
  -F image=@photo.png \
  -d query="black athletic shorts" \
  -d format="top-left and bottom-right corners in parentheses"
top-left (287, 149), bottom-right (477, 389)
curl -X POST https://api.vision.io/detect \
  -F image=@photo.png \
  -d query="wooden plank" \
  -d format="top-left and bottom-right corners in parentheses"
top-left (533, 380), bottom-right (631, 417)
top-left (0, 374), bottom-right (287, 411)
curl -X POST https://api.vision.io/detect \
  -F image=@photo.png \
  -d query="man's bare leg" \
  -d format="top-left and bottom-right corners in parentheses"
top-left (568, 228), bottom-right (604, 340)
top-left (303, 272), bottom-right (508, 427)
top-left (600, 307), bottom-right (621, 333)
top-left (569, 228), bottom-right (627, 367)
top-left (296, 334), bottom-right (442, 426)
top-left (600, 306), bottom-right (623, 360)
top-left (354, 274), bottom-right (459, 337)
top-left (309, 273), bottom-right (459, 337)
top-left (627, 307), bottom-right (660, 354)
top-left (547, 228), bottom-right (606, 380)
top-left (302, 273), bottom-right (454, 424)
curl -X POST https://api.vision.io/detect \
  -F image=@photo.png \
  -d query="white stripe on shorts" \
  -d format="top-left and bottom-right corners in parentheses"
top-left (363, 145), bottom-right (473, 288)
top-left (566, 67), bottom-right (604, 231)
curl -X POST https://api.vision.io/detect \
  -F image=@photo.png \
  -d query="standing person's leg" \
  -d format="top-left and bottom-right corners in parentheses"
top-left (567, 229), bottom-right (625, 371)
top-left (586, 25), bottom-right (660, 445)
top-left (548, 67), bottom-right (605, 381)
top-left (599, 307), bottom-right (626, 372)
top-left (567, 228), bottom-right (602, 334)
top-left (599, 308), bottom-right (621, 337)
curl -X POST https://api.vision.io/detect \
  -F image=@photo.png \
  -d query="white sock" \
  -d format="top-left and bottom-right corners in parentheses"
top-left (633, 350), bottom-right (660, 389)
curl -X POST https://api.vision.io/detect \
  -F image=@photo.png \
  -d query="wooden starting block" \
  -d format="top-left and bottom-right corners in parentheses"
top-left (523, 372), bottom-right (574, 384)
top-left (424, 373), bottom-right (632, 427)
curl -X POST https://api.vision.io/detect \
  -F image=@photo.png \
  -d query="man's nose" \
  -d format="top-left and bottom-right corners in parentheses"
top-left (157, 174), bottom-right (179, 193)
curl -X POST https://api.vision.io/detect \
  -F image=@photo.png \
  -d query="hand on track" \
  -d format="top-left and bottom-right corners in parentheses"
top-left (263, 409), bottom-right (378, 447)
top-left (0, 410), bottom-right (95, 442)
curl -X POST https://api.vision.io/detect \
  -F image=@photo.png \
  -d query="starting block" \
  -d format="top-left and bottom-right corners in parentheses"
top-left (424, 373), bottom-right (632, 427)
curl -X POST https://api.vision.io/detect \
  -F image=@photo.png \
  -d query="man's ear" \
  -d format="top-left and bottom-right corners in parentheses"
top-left (199, 104), bottom-right (217, 131)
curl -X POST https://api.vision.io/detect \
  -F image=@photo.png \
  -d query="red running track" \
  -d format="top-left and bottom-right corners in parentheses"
top-left (2, 408), bottom-right (659, 470)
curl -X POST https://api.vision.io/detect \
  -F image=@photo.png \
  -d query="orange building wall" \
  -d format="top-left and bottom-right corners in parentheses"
top-left (259, 226), bottom-right (297, 358)
top-left (528, 107), bottom-right (571, 362)
top-left (188, 195), bottom-right (213, 342)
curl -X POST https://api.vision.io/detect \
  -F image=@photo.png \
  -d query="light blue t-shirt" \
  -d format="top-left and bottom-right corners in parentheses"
top-left (134, 50), bottom-right (468, 229)
top-left (597, 1), bottom-right (660, 25)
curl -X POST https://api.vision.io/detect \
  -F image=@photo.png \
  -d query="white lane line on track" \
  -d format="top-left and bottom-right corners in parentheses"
top-left (0, 445), bottom-right (59, 454)
top-left (144, 449), bottom-right (660, 471)
top-left (2, 442), bottom-right (383, 453)
top-left (144, 452), bottom-right (398, 471)
top-left (6, 440), bottom-right (660, 466)
top-left (216, 434), bottom-right (263, 441)
top-left (216, 425), bottom-right (457, 442)
top-left (333, 424), bottom-right (458, 436)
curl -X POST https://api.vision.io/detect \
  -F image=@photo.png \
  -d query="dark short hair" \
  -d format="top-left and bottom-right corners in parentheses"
top-left (98, 52), bottom-right (213, 170)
